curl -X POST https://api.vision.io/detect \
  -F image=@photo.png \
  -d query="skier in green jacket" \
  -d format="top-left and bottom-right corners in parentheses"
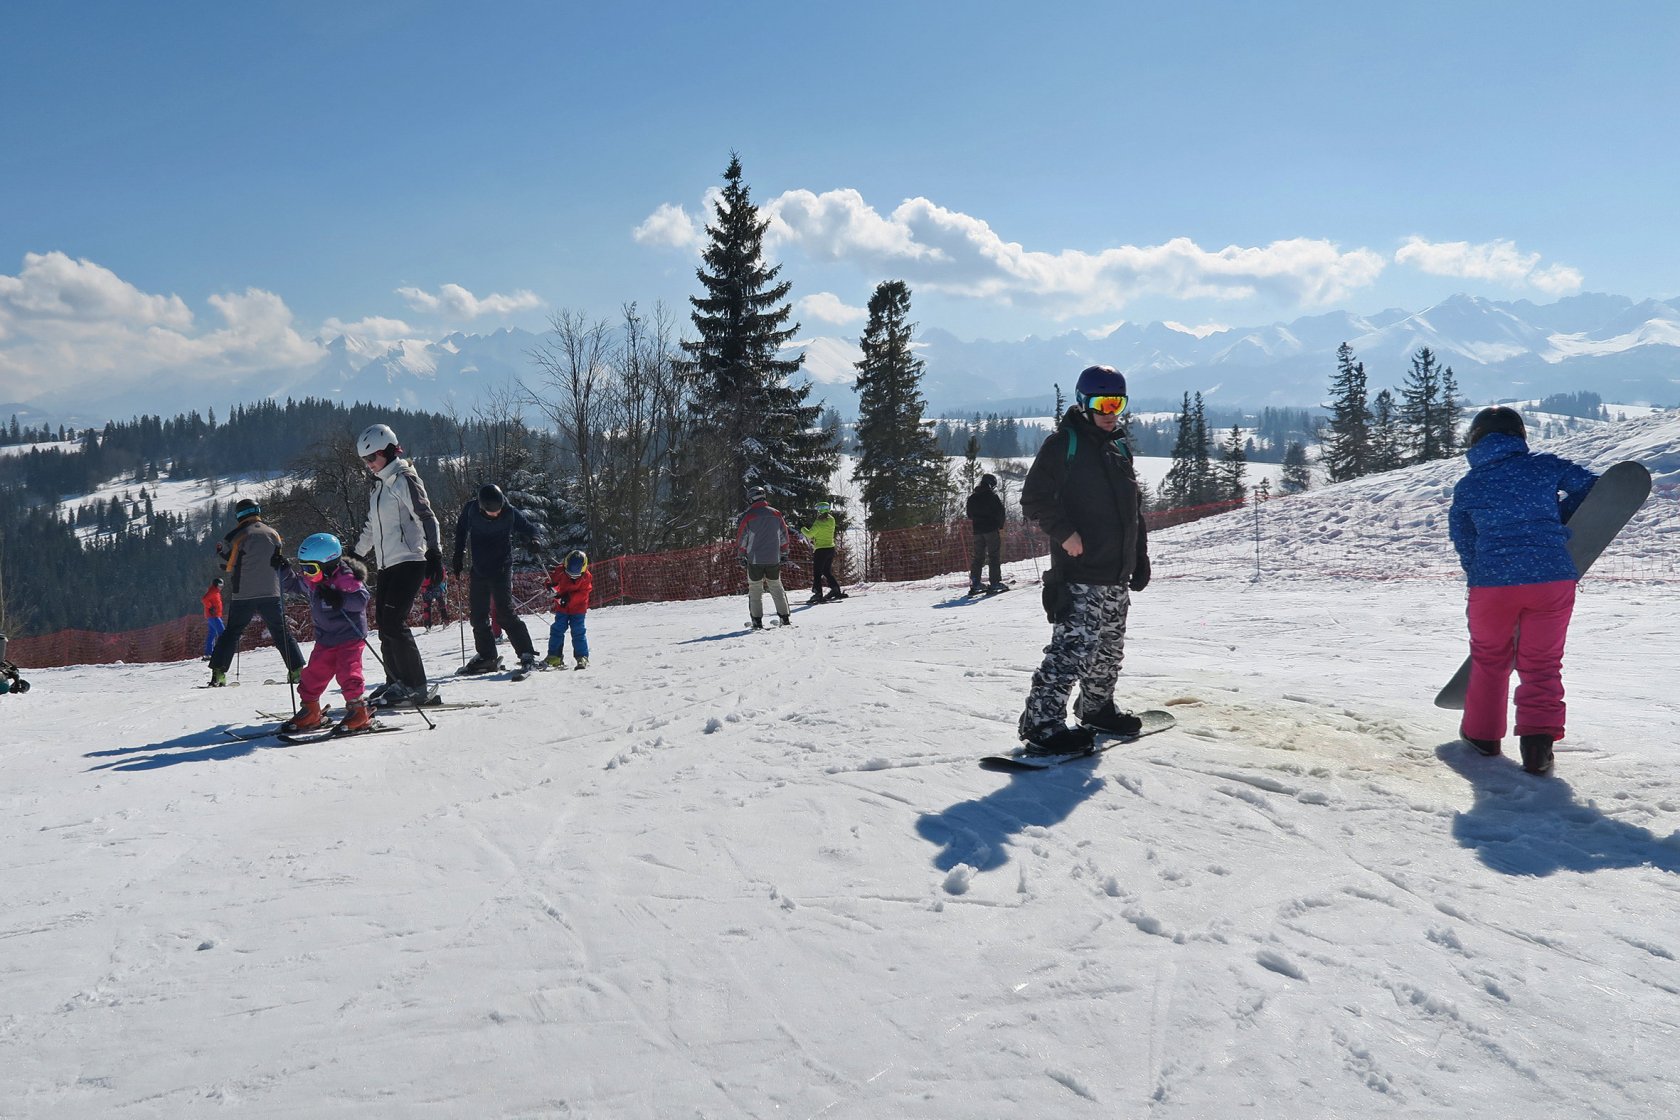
top-left (799, 501), bottom-right (847, 604)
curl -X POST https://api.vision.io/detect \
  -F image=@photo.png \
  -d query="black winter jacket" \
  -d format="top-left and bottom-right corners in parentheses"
top-left (452, 500), bottom-right (540, 578)
top-left (1020, 407), bottom-right (1149, 586)
top-left (965, 486), bottom-right (1006, 534)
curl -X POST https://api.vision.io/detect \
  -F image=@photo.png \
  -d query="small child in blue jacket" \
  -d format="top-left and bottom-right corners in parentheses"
top-left (1448, 406), bottom-right (1597, 775)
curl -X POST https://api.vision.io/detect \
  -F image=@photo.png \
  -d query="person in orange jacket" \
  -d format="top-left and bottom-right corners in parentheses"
top-left (545, 550), bottom-right (593, 669)
top-left (201, 577), bottom-right (225, 660)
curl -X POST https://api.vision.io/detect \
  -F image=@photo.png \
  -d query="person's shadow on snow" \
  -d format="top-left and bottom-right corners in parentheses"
top-left (85, 727), bottom-right (283, 772)
top-left (1436, 743), bottom-right (1680, 876)
top-left (916, 761), bottom-right (1106, 873)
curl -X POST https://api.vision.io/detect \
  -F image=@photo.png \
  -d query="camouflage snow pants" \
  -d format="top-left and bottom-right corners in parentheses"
top-left (1018, 581), bottom-right (1131, 740)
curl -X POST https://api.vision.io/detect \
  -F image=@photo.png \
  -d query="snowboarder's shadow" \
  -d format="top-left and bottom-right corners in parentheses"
top-left (1436, 743), bottom-right (1680, 876)
top-left (916, 761), bottom-right (1106, 872)
top-left (85, 727), bottom-right (283, 772)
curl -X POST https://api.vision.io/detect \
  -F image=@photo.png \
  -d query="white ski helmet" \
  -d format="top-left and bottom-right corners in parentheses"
top-left (356, 423), bottom-right (399, 460)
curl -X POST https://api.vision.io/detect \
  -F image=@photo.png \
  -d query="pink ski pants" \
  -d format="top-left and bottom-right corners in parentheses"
top-left (299, 639), bottom-right (367, 705)
top-left (1462, 580), bottom-right (1576, 742)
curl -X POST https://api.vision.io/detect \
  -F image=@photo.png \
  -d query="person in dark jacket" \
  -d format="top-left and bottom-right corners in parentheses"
top-left (452, 483), bottom-right (542, 674)
top-left (206, 498), bottom-right (305, 687)
top-left (1016, 365), bottom-right (1151, 754)
top-left (965, 474), bottom-right (1007, 594)
top-left (1448, 406), bottom-right (1598, 776)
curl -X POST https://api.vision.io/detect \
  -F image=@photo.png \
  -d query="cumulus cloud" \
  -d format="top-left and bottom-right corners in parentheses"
top-left (396, 282), bottom-right (542, 319)
top-left (632, 202), bottom-right (705, 252)
top-left (321, 315), bottom-right (416, 341)
top-left (797, 291), bottom-right (867, 325)
top-left (638, 188), bottom-right (1386, 316)
top-left (0, 253), bottom-right (321, 403)
top-left (1394, 236), bottom-right (1583, 295)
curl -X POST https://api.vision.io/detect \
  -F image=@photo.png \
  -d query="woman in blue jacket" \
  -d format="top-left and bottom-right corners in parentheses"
top-left (1448, 406), bottom-right (1597, 775)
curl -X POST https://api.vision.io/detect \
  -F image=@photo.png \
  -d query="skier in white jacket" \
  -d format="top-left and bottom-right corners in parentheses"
top-left (354, 423), bottom-right (445, 704)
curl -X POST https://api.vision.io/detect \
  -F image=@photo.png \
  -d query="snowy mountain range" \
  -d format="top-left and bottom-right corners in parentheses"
top-left (9, 293), bottom-right (1680, 427)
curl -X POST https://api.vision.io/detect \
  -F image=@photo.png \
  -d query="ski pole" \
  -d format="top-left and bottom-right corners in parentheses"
top-left (349, 607), bottom-right (435, 731)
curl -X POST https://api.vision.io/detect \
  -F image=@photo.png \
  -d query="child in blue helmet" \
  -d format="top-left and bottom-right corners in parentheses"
top-left (274, 532), bottom-right (372, 733)
top-left (546, 550), bottom-right (593, 669)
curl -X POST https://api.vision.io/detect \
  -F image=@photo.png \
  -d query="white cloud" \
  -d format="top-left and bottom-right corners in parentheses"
top-left (396, 283), bottom-right (542, 319)
top-left (1394, 236), bottom-right (1584, 295)
top-left (631, 202), bottom-right (705, 252)
top-left (0, 253), bottom-right (322, 403)
top-left (321, 315), bottom-right (416, 341)
top-left (639, 188), bottom-right (1387, 316)
top-left (797, 291), bottom-right (867, 326)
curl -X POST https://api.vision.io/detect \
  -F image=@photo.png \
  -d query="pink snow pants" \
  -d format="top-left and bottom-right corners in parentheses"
top-left (1462, 580), bottom-right (1575, 742)
top-left (299, 639), bottom-right (366, 705)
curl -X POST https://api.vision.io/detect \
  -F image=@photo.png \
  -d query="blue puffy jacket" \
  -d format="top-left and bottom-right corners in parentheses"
top-left (1448, 432), bottom-right (1597, 587)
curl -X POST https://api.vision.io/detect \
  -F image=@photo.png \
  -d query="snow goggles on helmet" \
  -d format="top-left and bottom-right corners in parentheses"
top-left (1081, 393), bottom-right (1128, 415)
top-left (298, 560), bottom-right (332, 578)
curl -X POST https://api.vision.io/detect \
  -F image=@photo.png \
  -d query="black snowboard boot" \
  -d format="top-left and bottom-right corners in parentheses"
top-left (1021, 724), bottom-right (1098, 756)
top-left (1519, 734), bottom-right (1555, 776)
top-left (1462, 735), bottom-right (1502, 756)
top-left (1076, 700), bottom-right (1143, 737)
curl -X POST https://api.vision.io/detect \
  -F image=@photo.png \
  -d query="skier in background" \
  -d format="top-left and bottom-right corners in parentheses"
top-left (452, 483), bottom-right (542, 675)
top-left (273, 533), bottom-right (372, 734)
top-left (965, 473), bottom-right (1007, 595)
top-left (354, 422), bottom-right (445, 706)
top-left (799, 501), bottom-right (846, 604)
top-left (419, 575), bottom-right (450, 629)
top-left (201, 577), bottom-right (225, 660)
top-left (1016, 365), bottom-right (1151, 754)
top-left (1449, 405), bottom-right (1599, 776)
top-left (736, 489), bottom-right (795, 629)
top-left (207, 498), bottom-right (305, 687)
top-left (546, 549), bottom-right (593, 669)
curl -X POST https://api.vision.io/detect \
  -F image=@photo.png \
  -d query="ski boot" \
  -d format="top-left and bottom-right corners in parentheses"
top-left (286, 667), bottom-right (303, 685)
top-left (777, 614), bottom-right (792, 627)
top-left (750, 618), bottom-right (764, 630)
top-left (1076, 700), bottom-right (1143, 737)
top-left (279, 700), bottom-right (324, 734)
top-left (967, 584), bottom-right (983, 596)
top-left (457, 653), bottom-right (502, 676)
top-left (806, 594), bottom-right (824, 606)
top-left (1462, 734), bottom-right (1502, 757)
top-left (519, 652), bottom-right (539, 673)
top-left (338, 699), bottom-right (372, 733)
top-left (573, 656), bottom-right (589, 670)
top-left (209, 669), bottom-right (228, 688)
top-left (825, 590), bottom-right (848, 601)
top-left (544, 654), bottom-right (566, 669)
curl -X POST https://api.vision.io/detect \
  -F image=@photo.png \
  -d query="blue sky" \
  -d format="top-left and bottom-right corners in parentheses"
top-left (3, 0), bottom-right (1678, 405)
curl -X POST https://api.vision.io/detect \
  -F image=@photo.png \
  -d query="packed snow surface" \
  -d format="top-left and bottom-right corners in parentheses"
top-left (5, 416), bottom-right (1680, 1118)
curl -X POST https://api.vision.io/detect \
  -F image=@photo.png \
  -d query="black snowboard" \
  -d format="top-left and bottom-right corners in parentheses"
top-left (980, 709), bottom-right (1177, 771)
top-left (1434, 459), bottom-right (1651, 710)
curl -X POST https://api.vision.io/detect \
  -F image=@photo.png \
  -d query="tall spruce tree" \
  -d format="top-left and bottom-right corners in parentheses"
top-left (670, 154), bottom-right (837, 540)
top-left (1435, 365), bottom-right (1462, 458)
top-left (850, 281), bottom-right (948, 529)
top-left (1216, 424), bottom-right (1248, 503)
top-left (1160, 392), bottom-right (1198, 509)
top-left (1323, 342), bottom-right (1371, 482)
top-left (1191, 392), bottom-right (1213, 504)
top-left (1400, 346), bottom-right (1454, 464)
top-left (1279, 441), bottom-right (1311, 494)
top-left (1368, 388), bottom-right (1405, 472)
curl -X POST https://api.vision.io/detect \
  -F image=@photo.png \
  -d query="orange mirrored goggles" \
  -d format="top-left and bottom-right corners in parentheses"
top-left (1081, 394), bottom-right (1128, 415)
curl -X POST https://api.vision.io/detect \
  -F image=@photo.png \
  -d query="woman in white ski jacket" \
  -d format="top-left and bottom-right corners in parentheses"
top-left (354, 423), bottom-right (444, 703)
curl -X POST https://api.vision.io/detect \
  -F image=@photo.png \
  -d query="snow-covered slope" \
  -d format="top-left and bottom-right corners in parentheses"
top-left (6, 422), bottom-right (1680, 1117)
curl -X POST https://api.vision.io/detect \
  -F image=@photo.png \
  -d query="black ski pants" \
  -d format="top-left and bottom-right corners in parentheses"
top-left (470, 568), bottom-right (535, 660)
top-left (209, 595), bottom-right (305, 674)
top-left (811, 547), bottom-right (842, 596)
top-left (970, 530), bottom-right (1002, 587)
top-left (373, 560), bottom-right (429, 688)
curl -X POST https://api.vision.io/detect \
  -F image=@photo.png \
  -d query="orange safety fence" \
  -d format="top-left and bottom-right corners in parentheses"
top-left (13, 488), bottom-right (1678, 670)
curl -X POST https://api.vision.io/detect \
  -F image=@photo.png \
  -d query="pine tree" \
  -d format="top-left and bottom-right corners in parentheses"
top-left (1323, 342), bottom-right (1371, 482)
top-left (851, 281), bottom-right (949, 529)
top-left (1160, 393), bottom-right (1198, 510)
top-left (1368, 389), bottom-right (1404, 472)
top-left (1216, 424), bottom-right (1248, 503)
top-left (1280, 441), bottom-right (1311, 494)
top-left (1435, 365), bottom-right (1462, 458)
top-left (960, 433), bottom-right (983, 497)
top-left (1400, 347), bottom-right (1454, 463)
top-left (670, 155), bottom-right (837, 539)
top-left (1191, 392), bottom-right (1213, 504)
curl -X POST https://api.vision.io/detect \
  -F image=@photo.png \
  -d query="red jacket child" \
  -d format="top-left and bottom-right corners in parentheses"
top-left (202, 581), bottom-right (224, 619)
top-left (549, 557), bottom-right (593, 615)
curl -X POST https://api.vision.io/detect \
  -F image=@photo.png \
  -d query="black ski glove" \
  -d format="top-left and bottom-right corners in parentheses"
top-left (1041, 571), bottom-right (1072, 623)
top-left (319, 584), bottom-right (343, 609)
top-left (270, 550), bottom-right (289, 570)
top-left (425, 547), bottom-right (445, 584)
top-left (1129, 554), bottom-right (1151, 593)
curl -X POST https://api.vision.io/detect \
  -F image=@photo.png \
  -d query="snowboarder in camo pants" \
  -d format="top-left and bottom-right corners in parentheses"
top-left (1017, 365), bottom-right (1151, 754)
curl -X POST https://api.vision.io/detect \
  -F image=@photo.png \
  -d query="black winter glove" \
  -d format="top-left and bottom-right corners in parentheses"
top-left (270, 550), bottom-right (289, 570)
top-left (425, 547), bottom-right (445, 584)
top-left (1041, 570), bottom-right (1073, 624)
top-left (319, 584), bottom-right (344, 609)
top-left (1129, 554), bottom-right (1151, 593)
